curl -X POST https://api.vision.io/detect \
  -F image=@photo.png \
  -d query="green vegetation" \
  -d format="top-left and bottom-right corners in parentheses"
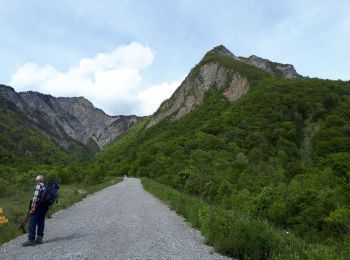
top-left (0, 175), bottom-right (122, 245)
top-left (91, 53), bottom-right (350, 258)
top-left (142, 178), bottom-right (341, 259)
top-left (0, 97), bottom-right (95, 166)
top-left (0, 98), bottom-right (69, 165)
top-left (0, 96), bottom-right (123, 245)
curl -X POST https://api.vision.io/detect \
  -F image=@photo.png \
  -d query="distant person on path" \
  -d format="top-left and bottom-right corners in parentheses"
top-left (22, 175), bottom-right (49, 247)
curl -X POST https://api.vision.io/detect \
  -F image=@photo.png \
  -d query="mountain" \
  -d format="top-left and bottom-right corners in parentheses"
top-left (93, 45), bottom-right (350, 255)
top-left (148, 45), bottom-right (300, 127)
top-left (0, 96), bottom-right (72, 165)
top-left (0, 85), bottom-right (141, 152)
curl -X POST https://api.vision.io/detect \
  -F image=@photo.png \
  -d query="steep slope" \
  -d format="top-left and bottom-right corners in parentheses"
top-left (0, 85), bottom-right (141, 150)
top-left (93, 46), bottom-right (350, 255)
top-left (0, 97), bottom-right (71, 164)
top-left (148, 45), bottom-right (300, 127)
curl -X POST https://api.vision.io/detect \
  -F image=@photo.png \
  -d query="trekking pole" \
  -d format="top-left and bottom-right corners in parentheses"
top-left (19, 200), bottom-right (32, 234)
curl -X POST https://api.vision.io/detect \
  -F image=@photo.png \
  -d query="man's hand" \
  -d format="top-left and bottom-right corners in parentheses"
top-left (30, 206), bottom-right (36, 214)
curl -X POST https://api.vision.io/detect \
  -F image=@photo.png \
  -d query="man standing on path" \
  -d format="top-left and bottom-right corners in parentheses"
top-left (22, 175), bottom-right (49, 247)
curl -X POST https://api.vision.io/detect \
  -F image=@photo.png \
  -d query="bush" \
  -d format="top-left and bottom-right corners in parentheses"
top-left (142, 178), bottom-right (340, 259)
top-left (199, 207), bottom-right (274, 259)
top-left (0, 178), bottom-right (10, 196)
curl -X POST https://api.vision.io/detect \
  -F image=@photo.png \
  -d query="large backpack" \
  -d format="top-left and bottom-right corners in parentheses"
top-left (41, 180), bottom-right (59, 206)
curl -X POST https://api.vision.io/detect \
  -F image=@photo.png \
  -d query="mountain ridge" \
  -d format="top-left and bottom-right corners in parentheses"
top-left (0, 85), bottom-right (141, 151)
top-left (209, 45), bottom-right (301, 78)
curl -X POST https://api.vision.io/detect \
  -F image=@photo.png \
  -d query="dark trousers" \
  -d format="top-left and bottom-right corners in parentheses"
top-left (28, 206), bottom-right (49, 241)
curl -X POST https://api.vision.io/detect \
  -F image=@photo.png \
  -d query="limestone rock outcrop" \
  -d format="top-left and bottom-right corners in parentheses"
top-left (148, 62), bottom-right (250, 127)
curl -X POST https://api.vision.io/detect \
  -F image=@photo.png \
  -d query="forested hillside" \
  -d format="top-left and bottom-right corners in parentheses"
top-left (0, 95), bottom-right (96, 197)
top-left (0, 97), bottom-right (70, 166)
top-left (92, 50), bottom-right (350, 257)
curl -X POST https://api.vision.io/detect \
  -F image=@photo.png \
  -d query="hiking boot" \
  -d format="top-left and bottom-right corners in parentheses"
top-left (22, 240), bottom-right (35, 247)
top-left (35, 236), bottom-right (43, 244)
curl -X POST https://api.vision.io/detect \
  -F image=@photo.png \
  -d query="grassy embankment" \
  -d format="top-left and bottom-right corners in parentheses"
top-left (142, 178), bottom-right (344, 260)
top-left (0, 177), bottom-right (122, 245)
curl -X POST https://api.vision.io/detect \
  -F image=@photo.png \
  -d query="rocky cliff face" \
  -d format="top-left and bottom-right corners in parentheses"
top-left (148, 45), bottom-right (300, 127)
top-left (205, 45), bottom-right (300, 78)
top-left (148, 62), bottom-right (249, 127)
top-left (0, 85), bottom-right (141, 150)
top-left (241, 55), bottom-right (301, 78)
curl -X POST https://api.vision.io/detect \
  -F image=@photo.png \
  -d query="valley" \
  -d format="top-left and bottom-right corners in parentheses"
top-left (1, 46), bottom-right (349, 259)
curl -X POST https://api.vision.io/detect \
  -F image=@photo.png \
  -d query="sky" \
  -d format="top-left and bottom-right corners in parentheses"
top-left (0, 0), bottom-right (349, 116)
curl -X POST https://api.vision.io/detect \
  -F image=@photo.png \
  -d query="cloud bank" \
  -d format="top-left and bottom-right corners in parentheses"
top-left (9, 42), bottom-right (180, 116)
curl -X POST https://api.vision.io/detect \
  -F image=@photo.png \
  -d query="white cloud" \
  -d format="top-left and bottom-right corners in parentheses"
top-left (9, 42), bottom-right (180, 116)
top-left (135, 80), bottom-right (182, 115)
top-left (10, 63), bottom-right (57, 87)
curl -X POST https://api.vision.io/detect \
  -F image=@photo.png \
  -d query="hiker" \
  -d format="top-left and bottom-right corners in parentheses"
top-left (22, 175), bottom-right (49, 246)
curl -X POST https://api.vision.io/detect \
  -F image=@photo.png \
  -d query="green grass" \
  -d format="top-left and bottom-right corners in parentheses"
top-left (0, 176), bottom-right (122, 245)
top-left (142, 178), bottom-right (343, 259)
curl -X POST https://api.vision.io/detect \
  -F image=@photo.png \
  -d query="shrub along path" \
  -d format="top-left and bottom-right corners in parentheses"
top-left (0, 178), bottom-right (229, 260)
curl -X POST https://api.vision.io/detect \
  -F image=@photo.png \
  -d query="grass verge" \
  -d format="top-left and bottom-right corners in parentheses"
top-left (141, 178), bottom-right (342, 260)
top-left (0, 176), bottom-right (122, 245)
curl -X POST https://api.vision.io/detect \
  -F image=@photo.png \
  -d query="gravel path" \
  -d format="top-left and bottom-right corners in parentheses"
top-left (0, 178), bottom-right (230, 260)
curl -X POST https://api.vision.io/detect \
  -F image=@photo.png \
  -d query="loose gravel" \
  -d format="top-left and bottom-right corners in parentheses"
top-left (0, 178), bottom-right (231, 260)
